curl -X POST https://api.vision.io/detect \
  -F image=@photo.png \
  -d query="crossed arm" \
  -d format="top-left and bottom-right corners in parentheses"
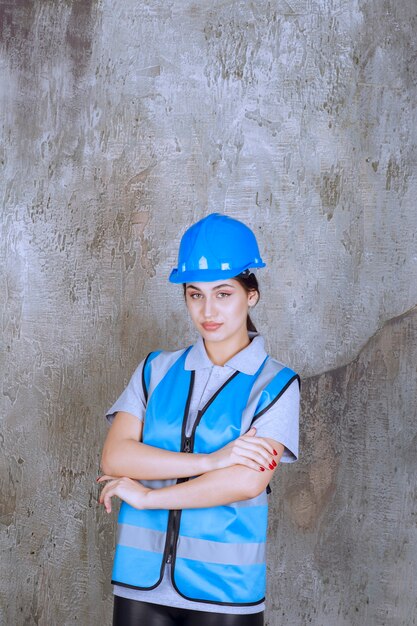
top-left (98, 411), bottom-right (283, 511)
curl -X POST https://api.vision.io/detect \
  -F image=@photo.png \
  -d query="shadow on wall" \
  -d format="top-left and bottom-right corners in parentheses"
top-left (270, 305), bottom-right (417, 624)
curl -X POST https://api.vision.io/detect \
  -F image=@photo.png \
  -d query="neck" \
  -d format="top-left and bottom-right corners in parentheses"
top-left (203, 328), bottom-right (252, 366)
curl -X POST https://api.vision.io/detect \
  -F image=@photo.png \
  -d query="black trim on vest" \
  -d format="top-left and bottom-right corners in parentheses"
top-left (201, 370), bottom-right (241, 415)
top-left (110, 578), bottom-right (164, 592)
top-left (250, 374), bottom-right (300, 424)
top-left (190, 370), bottom-right (240, 450)
top-left (251, 373), bottom-right (300, 497)
top-left (162, 371), bottom-right (195, 570)
top-left (141, 352), bottom-right (153, 402)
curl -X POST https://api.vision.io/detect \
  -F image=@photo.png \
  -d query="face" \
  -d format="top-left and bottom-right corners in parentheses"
top-left (185, 279), bottom-right (258, 344)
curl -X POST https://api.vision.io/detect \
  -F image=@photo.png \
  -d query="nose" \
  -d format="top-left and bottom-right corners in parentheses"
top-left (203, 296), bottom-right (216, 319)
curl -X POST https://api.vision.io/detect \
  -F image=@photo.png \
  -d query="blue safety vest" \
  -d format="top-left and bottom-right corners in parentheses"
top-left (111, 347), bottom-right (299, 606)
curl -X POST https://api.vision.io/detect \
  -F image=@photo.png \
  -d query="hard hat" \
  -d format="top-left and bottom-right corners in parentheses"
top-left (169, 213), bottom-right (266, 283)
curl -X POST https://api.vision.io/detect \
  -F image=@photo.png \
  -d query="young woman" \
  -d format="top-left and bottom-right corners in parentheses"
top-left (98, 213), bottom-right (300, 626)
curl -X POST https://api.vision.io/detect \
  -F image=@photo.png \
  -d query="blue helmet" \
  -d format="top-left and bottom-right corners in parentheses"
top-left (169, 213), bottom-right (266, 283)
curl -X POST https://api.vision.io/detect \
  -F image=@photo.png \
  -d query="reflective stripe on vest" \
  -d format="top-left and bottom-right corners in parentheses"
top-left (111, 347), bottom-right (299, 605)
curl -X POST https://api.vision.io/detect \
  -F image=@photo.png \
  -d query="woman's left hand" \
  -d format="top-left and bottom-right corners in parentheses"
top-left (97, 475), bottom-right (151, 513)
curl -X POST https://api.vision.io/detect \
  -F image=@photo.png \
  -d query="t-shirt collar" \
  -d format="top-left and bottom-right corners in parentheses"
top-left (184, 331), bottom-right (268, 375)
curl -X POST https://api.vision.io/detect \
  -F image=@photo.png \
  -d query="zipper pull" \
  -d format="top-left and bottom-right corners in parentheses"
top-left (183, 437), bottom-right (191, 453)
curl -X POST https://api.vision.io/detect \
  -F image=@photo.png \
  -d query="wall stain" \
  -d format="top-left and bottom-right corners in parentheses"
top-left (65, 0), bottom-right (98, 79)
top-left (125, 162), bottom-right (158, 188)
top-left (204, 15), bottom-right (260, 85)
top-left (0, 458), bottom-right (19, 527)
top-left (60, 467), bottom-right (86, 499)
top-left (319, 166), bottom-right (342, 220)
top-left (0, 0), bottom-right (33, 44)
top-left (385, 155), bottom-right (413, 194)
top-left (1, 1), bottom-right (98, 81)
top-left (386, 155), bottom-right (400, 191)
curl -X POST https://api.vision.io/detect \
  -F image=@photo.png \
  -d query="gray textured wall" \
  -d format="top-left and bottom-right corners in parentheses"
top-left (1, 1), bottom-right (416, 625)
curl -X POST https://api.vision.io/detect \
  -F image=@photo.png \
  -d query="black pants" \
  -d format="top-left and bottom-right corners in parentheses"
top-left (113, 595), bottom-right (264, 626)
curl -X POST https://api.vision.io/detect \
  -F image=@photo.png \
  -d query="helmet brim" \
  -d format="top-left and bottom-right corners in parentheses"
top-left (169, 261), bottom-right (266, 284)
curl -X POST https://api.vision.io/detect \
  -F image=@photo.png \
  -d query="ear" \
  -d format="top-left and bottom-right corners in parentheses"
top-left (248, 290), bottom-right (259, 307)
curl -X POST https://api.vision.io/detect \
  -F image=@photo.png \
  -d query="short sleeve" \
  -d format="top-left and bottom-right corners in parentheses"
top-left (251, 378), bottom-right (300, 463)
top-left (105, 357), bottom-right (147, 425)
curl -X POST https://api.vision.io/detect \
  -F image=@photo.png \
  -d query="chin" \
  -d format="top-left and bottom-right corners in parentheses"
top-left (203, 334), bottom-right (226, 343)
top-left (200, 328), bottom-right (236, 343)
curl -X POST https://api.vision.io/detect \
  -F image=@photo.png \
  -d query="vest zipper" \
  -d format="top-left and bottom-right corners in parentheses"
top-left (166, 435), bottom-right (192, 563)
top-left (166, 513), bottom-right (178, 563)
top-left (166, 373), bottom-right (239, 569)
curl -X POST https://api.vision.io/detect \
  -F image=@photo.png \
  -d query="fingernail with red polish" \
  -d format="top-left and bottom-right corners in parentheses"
top-left (272, 460), bottom-right (277, 467)
top-left (259, 467), bottom-right (265, 472)
top-left (273, 449), bottom-right (277, 455)
top-left (269, 463), bottom-right (274, 470)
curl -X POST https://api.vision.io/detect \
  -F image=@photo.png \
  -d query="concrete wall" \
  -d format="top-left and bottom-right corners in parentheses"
top-left (1, 1), bottom-right (416, 624)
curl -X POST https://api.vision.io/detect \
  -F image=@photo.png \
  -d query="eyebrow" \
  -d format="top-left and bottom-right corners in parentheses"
top-left (186, 284), bottom-right (236, 291)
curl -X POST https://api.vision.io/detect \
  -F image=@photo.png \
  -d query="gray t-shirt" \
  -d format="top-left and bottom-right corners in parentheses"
top-left (105, 333), bottom-right (300, 614)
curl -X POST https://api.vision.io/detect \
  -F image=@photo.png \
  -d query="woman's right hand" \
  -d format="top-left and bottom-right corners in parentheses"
top-left (207, 427), bottom-right (278, 472)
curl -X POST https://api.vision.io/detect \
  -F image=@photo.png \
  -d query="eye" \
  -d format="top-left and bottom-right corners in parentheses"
top-left (189, 292), bottom-right (202, 299)
top-left (217, 292), bottom-right (232, 298)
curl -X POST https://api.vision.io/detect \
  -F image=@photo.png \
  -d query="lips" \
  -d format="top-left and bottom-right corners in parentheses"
top-left (202, 322), bottom-right (223, 331)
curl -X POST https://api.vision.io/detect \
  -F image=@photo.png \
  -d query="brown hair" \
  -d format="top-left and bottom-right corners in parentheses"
top-left (182, 270), bottom-right (260, 332)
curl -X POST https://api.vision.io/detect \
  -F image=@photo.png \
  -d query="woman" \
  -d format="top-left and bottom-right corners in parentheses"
top-left (98, 213), bottom-right (300, 626)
